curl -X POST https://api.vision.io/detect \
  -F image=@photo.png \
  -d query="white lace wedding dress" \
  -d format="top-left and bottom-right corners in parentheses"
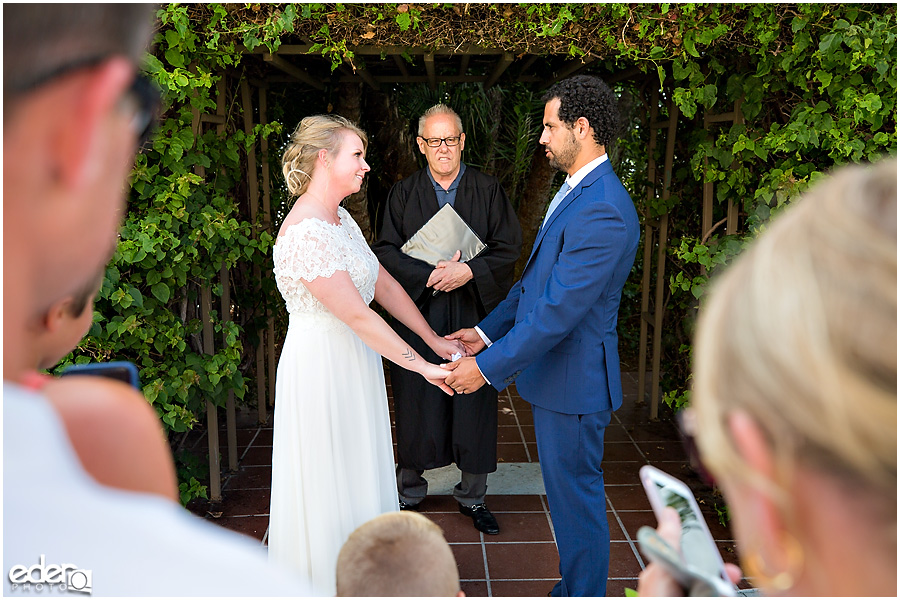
top-left (268, 207), bottom-right (398, 594)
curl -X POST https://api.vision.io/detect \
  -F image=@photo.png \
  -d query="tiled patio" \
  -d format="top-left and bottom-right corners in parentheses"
top-left (189, 370), bottom-right (748, 596)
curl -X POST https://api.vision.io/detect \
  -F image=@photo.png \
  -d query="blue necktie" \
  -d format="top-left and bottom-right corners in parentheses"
top-left (541, 181), bottom-right (571, 230)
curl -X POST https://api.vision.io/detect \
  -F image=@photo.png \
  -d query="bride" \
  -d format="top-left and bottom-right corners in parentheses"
top-left (268, 114), bottom-right (464, 594)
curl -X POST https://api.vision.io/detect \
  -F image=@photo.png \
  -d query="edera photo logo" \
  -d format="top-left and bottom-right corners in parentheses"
top-left (8, 556), bottom-right (92, 594)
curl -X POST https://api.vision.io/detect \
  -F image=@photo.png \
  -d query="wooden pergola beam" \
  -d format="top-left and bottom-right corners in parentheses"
top-left (606, 65), bottom-right (642, 84)
top-left (349, 56), bottom-right (381, 92)
top-left (247, 44), bottom-right (509, 56)
top-left (326, 74), bottom-right (541, 85)
top-left (545, 56), bottom-right (597, 88)
top-left (458, 54), bottom-right (471, 77)
top-left (392, 54), bottom-right (410, 78)
top-left (516, 54), bottom-right (540, 80)
top-left (424, 53), bottom-right (436, 90)
top-left (262, 53), bottom-right (325, 90)
top-left (484, 52), bottom-right (514, 89)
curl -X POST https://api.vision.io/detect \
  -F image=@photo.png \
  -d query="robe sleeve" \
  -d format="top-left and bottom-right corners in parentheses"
top-left (465, 179), bottom-right (523, 313)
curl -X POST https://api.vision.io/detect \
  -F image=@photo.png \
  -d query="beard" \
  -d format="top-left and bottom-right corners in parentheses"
top-left (546, 130), bottom-right (580, 172)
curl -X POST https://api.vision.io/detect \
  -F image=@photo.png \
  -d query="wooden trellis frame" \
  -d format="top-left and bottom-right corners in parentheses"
top-left (637, 87), bottom-right (679, 421)
top-left (702, 98), bottom-right (744, 245)
top-left (192, 74), bottom-right (283, 502)
top-left (191, 73), bottom-right (235, 502)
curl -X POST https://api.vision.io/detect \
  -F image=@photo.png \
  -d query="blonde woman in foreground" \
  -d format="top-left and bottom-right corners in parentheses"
top-left (639, 158), bottom-right (897, 596)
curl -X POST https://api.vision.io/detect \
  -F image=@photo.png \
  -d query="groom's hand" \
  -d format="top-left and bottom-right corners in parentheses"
top-left (444, 327), bottom-right (486, 355)
top-left (441, 357), bottom-right (486, 395)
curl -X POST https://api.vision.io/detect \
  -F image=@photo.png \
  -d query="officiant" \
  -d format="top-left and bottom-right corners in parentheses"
top-left (374, 104), bottom-right (522, 534)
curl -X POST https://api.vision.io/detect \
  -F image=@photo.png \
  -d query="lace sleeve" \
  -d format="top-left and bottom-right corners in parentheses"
top-left (273, 220), bottom-right (347, 285)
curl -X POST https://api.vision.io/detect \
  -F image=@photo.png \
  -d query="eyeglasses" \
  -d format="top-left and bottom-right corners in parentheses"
top-left (676, 408), bottom-right (717, 486)
top-left (419, 136), bottom-right (462, 147)
top-left (8, 56), bottom-right (161, 152)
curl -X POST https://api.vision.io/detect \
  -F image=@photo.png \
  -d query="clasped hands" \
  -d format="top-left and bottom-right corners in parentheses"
top-left (440, 327), bottom-right (487, 395)
top-left (426, 250), bottom-right (473, 293)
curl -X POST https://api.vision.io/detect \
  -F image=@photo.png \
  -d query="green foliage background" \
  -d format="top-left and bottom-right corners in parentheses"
top-left (55, 4), bottom-right (895, 502)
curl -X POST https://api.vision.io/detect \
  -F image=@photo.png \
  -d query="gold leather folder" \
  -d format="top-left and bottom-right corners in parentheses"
top-left (400, 203), bottom-right (487, 266)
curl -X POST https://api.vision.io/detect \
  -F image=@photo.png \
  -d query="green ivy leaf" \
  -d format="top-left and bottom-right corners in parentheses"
top-left (165, 48), bottom-right (184, 69)
top-left (151, 282), bottom-right (171, 304)
top-left (814, 70), bottom-right (833, 87)
top-left (819, 32), bottom-right (842, 54)
top-left (396, 12), bottom-right (411, 31)
top-left (683, 33), bottom-right (699, 58)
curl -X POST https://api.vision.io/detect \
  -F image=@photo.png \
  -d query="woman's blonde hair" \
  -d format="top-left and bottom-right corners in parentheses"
top-left (693, 159), bottom-right (896, 513)
top-left (281, 114), bottom-right (368, 197)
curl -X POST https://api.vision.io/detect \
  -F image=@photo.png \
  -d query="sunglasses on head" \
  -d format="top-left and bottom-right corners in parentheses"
top-left (10, 56), bottom-right (161, 152)
top-left (125, 72), bottom-right (161, 151)
top-left (676, 408), bottom-right (717, 486)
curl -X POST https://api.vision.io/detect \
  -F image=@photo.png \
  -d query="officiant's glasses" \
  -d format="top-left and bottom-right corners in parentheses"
top-left (420, 136), bottom-right (462, 147)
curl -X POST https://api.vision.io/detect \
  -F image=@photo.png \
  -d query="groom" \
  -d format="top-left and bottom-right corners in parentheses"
top-left (443, 75), bottom-right (640, 596)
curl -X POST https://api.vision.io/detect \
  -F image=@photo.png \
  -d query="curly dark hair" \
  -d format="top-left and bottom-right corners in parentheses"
top-left (542, 75), bottom-right (620, 148)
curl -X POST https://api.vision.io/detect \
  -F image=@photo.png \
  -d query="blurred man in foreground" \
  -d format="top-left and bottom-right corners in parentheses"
top-left (4, 4), bottom-right (312, 595)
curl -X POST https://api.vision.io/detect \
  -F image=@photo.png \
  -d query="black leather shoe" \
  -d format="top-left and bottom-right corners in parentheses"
top-left (458, 503), bottom-right (500, 535)
top-left (399, 500), bottom-right (421, 511)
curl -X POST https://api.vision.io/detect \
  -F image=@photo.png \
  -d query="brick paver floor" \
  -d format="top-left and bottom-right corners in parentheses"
top-left (189, 370), bottom-right (751, 596)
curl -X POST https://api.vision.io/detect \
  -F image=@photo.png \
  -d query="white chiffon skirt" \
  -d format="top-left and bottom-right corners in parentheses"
top-left (268, 313), bottom-right (398, 595)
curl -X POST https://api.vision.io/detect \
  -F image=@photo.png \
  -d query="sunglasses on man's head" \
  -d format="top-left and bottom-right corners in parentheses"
top-left (9, 56), bottom-right (161, 152)
top-left (125, 72), bottom-right (161, 151)
top-left (676, 408), bottom-right (717, 486)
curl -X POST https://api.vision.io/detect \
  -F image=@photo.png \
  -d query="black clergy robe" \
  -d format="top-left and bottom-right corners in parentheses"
top-left (373, 166), bottom-right (522, 474)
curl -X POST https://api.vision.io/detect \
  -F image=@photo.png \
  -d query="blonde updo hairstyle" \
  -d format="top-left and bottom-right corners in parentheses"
top-left (692, 159), bottom-right (896, 527)
top-left (282, 114), bottom-right (368, 198)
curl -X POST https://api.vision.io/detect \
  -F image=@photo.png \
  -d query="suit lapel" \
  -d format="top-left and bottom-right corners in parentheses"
top-left (524, 160), bottom-right (613, 268)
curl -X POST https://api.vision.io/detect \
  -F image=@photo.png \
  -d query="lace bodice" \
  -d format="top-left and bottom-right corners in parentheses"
top-left (273, 207), bottom-right (379, 318)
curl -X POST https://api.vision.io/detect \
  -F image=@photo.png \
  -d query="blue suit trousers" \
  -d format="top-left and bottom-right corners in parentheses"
top-left (534, 405), bottom-right (613, 597)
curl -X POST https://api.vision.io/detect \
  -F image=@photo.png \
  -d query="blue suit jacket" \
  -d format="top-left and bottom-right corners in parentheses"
top-left (476, 160), bottom-right (640, 415)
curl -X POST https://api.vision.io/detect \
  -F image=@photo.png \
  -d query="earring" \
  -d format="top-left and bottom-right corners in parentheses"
top-left (742, 533), bottom-right (804, 592)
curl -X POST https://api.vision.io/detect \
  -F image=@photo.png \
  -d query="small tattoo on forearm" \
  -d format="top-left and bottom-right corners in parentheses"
top-left (402, 348), bottom-right (415, 362)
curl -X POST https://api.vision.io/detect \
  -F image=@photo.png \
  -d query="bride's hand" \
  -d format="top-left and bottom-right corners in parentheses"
top-left (428, 335), bottom-right (468, 360)
top-left (420, 363), bottom-right (454, 395)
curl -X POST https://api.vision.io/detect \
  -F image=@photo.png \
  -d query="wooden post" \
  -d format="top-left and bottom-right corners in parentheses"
top-left (215, 76), bottom-right (239, 472)
top-left (702, 96), bottom-right (745, 249)
top-left (637, 87), bottom-right (659, 406)
top-left (649, 214), bottom-right (668, 421)
top-left (259, 85), bottom-right (277, 408)
top-left (726, 98), bottom-right (744, 235)
top-left (241, 79), bottom-right (268, 425)
top-left (424, 53), bottom-right (436, 90)
top-left (192, 86), bottom-right (222, 503)
top-left (220, 262), bottom-right (238, 472)
top-left (649, 98), bottom-right (679, 420)
top-left (200, 284), bottom-right (221, 502)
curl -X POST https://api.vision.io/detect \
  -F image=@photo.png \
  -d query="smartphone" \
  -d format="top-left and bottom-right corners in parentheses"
top-left (639, 465), bottom-right (736, 596)
top-left (60, 361), bottom-right (140, 389)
